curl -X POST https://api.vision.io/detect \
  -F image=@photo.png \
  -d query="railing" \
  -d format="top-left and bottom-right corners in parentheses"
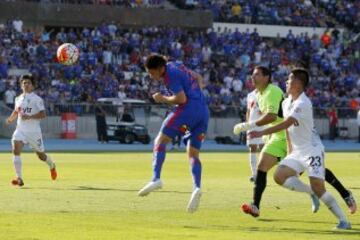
top-left (0, 102), bottom-right (358, 139)
top-left (40, 103), bottom-right (359, 120)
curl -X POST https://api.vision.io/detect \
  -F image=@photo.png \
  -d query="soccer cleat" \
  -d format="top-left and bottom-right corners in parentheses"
top-left (241, 203), bottom-right (260, 217)
top-left (50, 165), bottom-right (57, 180)
top-left (187, 188), bottom-right (202, 213)
top-left (311, 193), bottom-right (320, 213)
top-left (11, 177), bottom-right (24, 187)
top-left (344, 191), bottom-right (357, 214)
top-left (334, 221), bottom-right (351, 230)
top-left (138, 179), bottom-right (163, 197)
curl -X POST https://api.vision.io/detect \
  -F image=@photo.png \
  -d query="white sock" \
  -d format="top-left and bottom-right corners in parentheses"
top-left (44, 155), bottom-right (55, 169)
top-left (320, 191), bottom-right (347, 222)
top-left (13, 155), bottom-right (22, 179)
top-left (249, 153), bottom-right (257, 176)
top-left (282, 176), bottom-right (313, 194)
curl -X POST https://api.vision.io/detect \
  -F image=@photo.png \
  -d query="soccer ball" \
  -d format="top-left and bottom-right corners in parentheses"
top-left (57, 43), bottom-right (79, 65)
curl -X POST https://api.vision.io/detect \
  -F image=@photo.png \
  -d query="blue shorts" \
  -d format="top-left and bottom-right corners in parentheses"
top-left (160, 102), bottom-right (209, 150)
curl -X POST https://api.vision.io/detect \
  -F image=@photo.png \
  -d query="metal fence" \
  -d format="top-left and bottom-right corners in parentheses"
top-left (1, 102), bottom-right (358, 120)
top-left (39, 103), bottom-right (358, 119)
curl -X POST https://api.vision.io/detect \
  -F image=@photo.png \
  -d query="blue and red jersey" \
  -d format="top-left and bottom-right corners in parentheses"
top-left (163, 62), bottom-right (205, 105)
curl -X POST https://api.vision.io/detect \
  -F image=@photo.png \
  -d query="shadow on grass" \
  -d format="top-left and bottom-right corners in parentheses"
top-left (184, 224), bottom-right (360, 236)
top-left (74, 186), bottom-right (191, 194)
top-left (73, 186), bottom-right (137, 191)
top-left (36, 185), bottom-right (191, 194)
top-left (258, 218), bottom-right (360, 227)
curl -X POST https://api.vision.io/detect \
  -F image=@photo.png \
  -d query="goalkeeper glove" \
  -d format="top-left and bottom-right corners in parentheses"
top-left (233, 121), bottom-right (257, 135)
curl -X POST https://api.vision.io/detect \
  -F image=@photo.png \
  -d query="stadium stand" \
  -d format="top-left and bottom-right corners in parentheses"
top-left (0, 20), bottom-right (359, 117)
top-left (169, 0), bottom-right (336, 27)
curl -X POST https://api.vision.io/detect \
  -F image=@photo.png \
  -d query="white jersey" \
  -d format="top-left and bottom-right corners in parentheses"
top-left (247, 90), bottom-right (262, 122)
top-left (282, 92), bottom-right (324, 151)
top-left (246, 90), bottom-right (264, 145)
top-left (14, 92), bottom-right (45, 132)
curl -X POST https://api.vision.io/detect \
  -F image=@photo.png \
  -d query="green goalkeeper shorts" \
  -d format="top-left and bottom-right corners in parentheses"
top-left (261, 133), bottom-right (287, 160)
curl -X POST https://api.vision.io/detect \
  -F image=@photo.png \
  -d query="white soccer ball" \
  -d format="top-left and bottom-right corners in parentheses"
top-left (57, 43), bottom-right (79, 65)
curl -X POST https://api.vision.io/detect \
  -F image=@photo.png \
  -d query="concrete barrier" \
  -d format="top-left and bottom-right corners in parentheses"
top-left (0, 1), bottom-right (212, 29)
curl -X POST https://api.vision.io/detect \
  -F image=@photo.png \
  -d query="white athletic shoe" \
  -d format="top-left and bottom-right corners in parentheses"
top-left (187, 187), bottom-right (202, 213)
top-left (334, 221), bottom-right (351, 230)
top-left (138, 179), bottom-right (163, 197)
top-left (311, 193), bottom-right (320, 213)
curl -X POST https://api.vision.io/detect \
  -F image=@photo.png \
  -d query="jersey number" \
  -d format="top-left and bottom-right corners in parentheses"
top-left (309, 156), bottom-right (322, 167)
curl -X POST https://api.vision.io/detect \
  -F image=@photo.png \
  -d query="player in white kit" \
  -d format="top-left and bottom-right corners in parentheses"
top-left (249, 69), bottom-right (351, 229)
top-left (246, 90), bottom-right (264, 182)
top-left (6, 75), bottom-right (57, 186)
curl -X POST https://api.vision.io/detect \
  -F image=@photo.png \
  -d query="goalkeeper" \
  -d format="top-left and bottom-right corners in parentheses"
top-left (234, 66), bottom-right (356, 217)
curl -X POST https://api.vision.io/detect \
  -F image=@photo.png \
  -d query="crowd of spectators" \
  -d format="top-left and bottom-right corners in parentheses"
top-left (319, 0), bottom-right (360, 33)
top-left (9, 1), bottom-right (360, 31)
top-left (0, 19), bottom-right (359, 118)
top-left (169, 0), bottom-right (338, 27)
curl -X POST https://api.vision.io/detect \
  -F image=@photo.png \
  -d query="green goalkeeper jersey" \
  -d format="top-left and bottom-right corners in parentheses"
top-left (256, 83), bottom-right (286, 141)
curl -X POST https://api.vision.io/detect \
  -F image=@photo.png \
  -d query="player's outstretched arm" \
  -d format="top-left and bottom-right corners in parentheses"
top-left (6, 110), bottom-right (18, 125)
top-left (233, 112), bottom-right (277, 135)
top-left (249, 117), bottom-right (296, 138)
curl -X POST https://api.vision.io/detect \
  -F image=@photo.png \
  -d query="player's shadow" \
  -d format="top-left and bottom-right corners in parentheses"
top-left (72, 186), bottom-right (190, 194)
top-left (259, 218), bottom-right (360, 226)
top-left (157, 190), bottom-right (191, 194)
top-left (185, 225), bottom-right (360, 235)
top-left (34, 186), bottom-right (191, 194)
top-left (244, 226), bottom-right (360, 235)
top-left (72, 186), bottom-right (138, 192)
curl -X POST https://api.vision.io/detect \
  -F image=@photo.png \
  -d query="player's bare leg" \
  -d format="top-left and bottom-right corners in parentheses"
top-left (274, 165), bottom-right (320, 213)
top-left (138, 133), bottom-right (171, 196)
top-left (36, 151), bottom-right (57, 180)
top-left (186, 142), bottom-right (202, 213)
top-left (11, 140), bottom-right (24, 187)
top-left (242, 152), bottom-right (278, 217)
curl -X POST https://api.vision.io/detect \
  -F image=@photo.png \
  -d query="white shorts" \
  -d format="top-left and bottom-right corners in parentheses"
top-left (280, 148), bottom-right (325, 180)
top-left (246, 137), bottom-right (264, 146)
top-left (12, 129), bottom-right (45, 152)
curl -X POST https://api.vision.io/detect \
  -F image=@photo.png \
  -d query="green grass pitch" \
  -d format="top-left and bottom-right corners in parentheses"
top-left (0, 152), bottom-right (359, 240)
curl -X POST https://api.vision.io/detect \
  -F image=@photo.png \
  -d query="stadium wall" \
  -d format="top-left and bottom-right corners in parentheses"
top-left (0, 2), bottom-right (212, 29)
top-left (1, 117), bottom-right (358, 140)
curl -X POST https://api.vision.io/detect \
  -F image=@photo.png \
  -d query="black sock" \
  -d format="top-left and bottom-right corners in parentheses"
top-left (325, 168), bottom-right (349, 199)
top-left (253, 170), bottom-right (267, 209)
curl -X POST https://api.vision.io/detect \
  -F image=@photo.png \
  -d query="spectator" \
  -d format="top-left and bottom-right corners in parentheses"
top-left (4, 86), bottom-right (16, 109)
top-left (94, 101), bottom-right (108, 143)
top-left (12, 17), bottom-right (23, 33)
top-left (327, 106), bottom-right (338, 140)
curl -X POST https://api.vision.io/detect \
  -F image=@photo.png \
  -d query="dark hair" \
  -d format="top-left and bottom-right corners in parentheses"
top-left (291, 68), bottom-right (309, 88)
top-left (254, 66), bottom-right (272, 82)
top-left (20, 74), bottom-right (36, 86)
top-left (145, 54), bottom-right (167, 69)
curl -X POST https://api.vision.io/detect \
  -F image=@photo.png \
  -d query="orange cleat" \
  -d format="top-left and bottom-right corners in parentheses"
top-left (241, 203), bottom-right (260, 217)
top-left (50, 166), bottom-right (57, 180)
top-left (344, 191), bottom-right (357, 214)
top-left (11, 177), bottom-right (24, 187)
